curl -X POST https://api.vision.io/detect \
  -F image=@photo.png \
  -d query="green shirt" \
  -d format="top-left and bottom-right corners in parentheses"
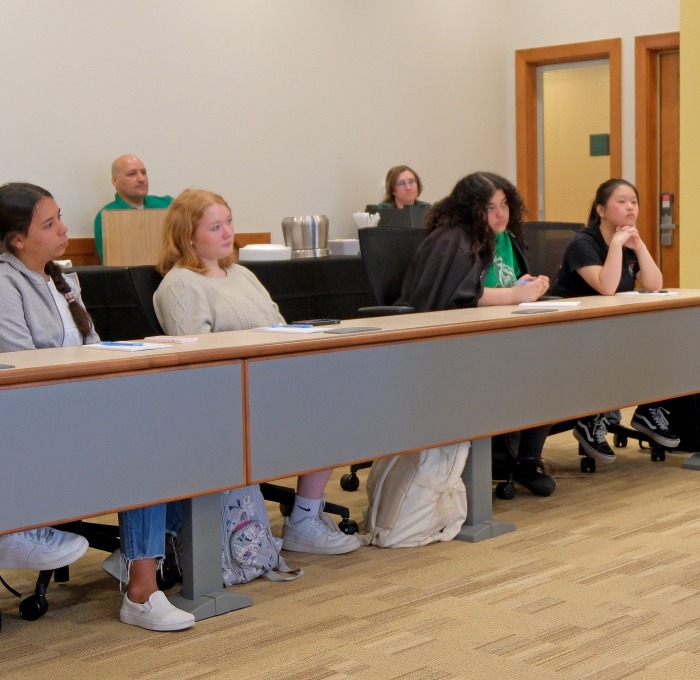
top-left (484, 232), bottom-right (521, 288)
top-left (93, 193), bottom-right (173, 262)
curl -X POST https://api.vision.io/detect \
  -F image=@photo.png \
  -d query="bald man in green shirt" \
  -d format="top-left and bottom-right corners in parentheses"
top-left (93, 154), bottom-right (173, 262)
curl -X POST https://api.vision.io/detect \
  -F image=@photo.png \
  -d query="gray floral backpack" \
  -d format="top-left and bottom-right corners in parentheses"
top-left (221, 484), bottom-right (303, 585)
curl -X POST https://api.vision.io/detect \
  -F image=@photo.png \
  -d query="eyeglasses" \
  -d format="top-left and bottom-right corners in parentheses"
top-left (396, 178), bottom-right (417, 189)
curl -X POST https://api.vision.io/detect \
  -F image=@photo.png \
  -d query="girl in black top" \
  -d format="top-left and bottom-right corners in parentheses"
top-left (552, 178), bottom-right (679, 462)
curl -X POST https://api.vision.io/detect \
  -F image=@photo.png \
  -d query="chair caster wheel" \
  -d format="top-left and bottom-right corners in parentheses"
top-left (651, 447), bottom-right (666, 462)
top-left (340, 473), bottom-right (360, 492)
top-left (613, 433), bottom-right (627, 448)
top-left (580, 456), bottom-right (596, 473)
top-left (19, 594), bottom-right (48, 621)
top-left (495, 481), bottom-right (516, 500)
top-left (338, 518), bottom-right (358, 535)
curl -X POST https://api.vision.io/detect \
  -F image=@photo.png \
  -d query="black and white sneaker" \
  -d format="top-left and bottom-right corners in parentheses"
top-left (631, 405), bottom-right (680, 448)
top-left (573, 414), bottom-right (617, 463)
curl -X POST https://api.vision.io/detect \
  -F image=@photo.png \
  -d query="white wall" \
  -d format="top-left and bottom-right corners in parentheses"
top-left (503, 0), bottom-right (680, 184)
top-left (0, 1), bottom-right (510, 241)
top-left (0, 1), bottom-right (679, 241)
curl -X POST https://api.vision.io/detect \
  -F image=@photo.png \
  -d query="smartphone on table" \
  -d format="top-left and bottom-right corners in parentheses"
top-left (290, 319), bottom-right (341, 326)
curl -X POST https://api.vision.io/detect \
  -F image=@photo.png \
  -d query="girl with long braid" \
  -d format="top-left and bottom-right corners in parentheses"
top-left (0, 182), bottom-right (194, 632)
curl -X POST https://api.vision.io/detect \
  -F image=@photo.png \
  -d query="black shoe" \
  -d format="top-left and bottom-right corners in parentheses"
top-left (631, 405), bottom-right (680, 448)
top-left (573, 415), bottom-right (616, 463)
top-left (513, 459), bottom-right (556, 497)
top-left (157, 533), bottom-right (183, 590)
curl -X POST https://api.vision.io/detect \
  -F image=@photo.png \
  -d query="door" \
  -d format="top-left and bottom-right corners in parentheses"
top-left (658, 50), bottom-right (680, 286)
top-left (635, 33), bottom-right (680, 287)
top-left (538, 60), bottom-right (611, 222)
top-left (516, 39), bottom-right (622, 219)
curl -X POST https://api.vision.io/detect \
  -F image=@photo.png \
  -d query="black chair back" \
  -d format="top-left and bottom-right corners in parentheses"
top-left (126, 265), bottom-right (165, 335)
top-left (358, 226), bottom-right (424, 306)
top-left (524, 221), bottom-right (582, 290)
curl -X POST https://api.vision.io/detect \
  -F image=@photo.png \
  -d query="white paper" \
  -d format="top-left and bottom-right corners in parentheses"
top-left (144, 335), bottom-right (199, 343)
top-left (87, 342), bottom-right (173, 352)
top-left (616, 290), bottom-right (678, 296)
top-left (252, 326), bottom-right (326, 334)
top-left (518, 301), bottom-right (581, 308)
top-left (353, 212), bottom-right (380, 229)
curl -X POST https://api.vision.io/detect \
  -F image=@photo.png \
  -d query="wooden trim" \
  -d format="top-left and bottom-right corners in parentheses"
top-left (62, 232), bottom-right (272, 265)
top-left (234, 232), bottom-right (271, 249)
top-left (635, 32), bottom-right (680, 263)
top-left (516, 39), bottom-right (622, 219)
top-left (64, 238), bottom-right (99, 266)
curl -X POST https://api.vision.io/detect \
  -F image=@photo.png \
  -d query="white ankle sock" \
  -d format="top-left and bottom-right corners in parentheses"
top-left (289, 495), bottom-right (322, 524)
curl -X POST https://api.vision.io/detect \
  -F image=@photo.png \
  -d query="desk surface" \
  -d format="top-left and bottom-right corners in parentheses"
top-left (2, 291), bottom-right (697, 388)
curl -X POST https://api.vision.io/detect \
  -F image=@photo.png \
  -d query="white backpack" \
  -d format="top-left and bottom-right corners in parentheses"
top-left (363, 441), bottom-right (469, 548)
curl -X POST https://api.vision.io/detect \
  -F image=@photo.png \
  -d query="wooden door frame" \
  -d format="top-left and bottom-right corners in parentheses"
top-left (635, 32), bottom-right (680, 263)
top-left (515, 39), bottom-right (622, 219)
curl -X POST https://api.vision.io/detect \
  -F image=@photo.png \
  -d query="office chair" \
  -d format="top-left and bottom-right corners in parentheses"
top-left (338, 227), bottom-right (424, 491)
top-left (356, 226), bottom-right (424, 316)
top-left (10, 521), bottom-right (120, 621)
top-left (523, 221), bottom-right (582, 291)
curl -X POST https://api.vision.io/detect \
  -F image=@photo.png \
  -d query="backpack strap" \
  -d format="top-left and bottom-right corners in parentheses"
top-left (263, 556), bottom-right (304, 582)
top-left (362, 455), bottom-right (400, 545)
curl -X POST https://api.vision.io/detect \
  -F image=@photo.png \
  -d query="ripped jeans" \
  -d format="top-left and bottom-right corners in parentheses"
top-left (118, 501), bottom-right (181, 562)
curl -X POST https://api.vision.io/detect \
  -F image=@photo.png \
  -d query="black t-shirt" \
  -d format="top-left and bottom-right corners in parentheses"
top-left (551, 223), bottom-right (639, 297)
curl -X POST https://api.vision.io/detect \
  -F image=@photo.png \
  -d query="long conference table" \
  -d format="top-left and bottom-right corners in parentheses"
top-left (3, 291), bottom-right (700, 619)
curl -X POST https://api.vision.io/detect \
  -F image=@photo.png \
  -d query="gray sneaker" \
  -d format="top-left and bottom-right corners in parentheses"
top-left (282, 512), bottom-right (361, 555)
top-left (0, 528), bottom-right (89, 571)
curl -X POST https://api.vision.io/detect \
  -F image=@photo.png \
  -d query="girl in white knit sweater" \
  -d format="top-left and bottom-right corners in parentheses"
top-left (154, 188), bottom-right (360, 556)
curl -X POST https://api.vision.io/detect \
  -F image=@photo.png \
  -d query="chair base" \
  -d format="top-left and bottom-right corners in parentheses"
top-left (17, 521), bottom-right (121, 623)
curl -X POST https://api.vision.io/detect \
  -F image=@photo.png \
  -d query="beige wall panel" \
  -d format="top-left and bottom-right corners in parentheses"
top-left (543, 65), bottom-right (610, 223)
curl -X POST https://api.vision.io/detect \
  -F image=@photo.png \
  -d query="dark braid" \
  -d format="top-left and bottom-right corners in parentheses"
top-left (44, 260), bottom-right (94, 337)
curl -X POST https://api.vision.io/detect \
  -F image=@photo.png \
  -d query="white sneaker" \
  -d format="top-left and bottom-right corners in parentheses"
top-left (120, 591), bottom-right (195, 632)
top-left (282, 512), bottom-right (361, 555)
top-left (0, 528), bottom-right (89, 571)
top-left (101, 549), bottom-right (128, 585)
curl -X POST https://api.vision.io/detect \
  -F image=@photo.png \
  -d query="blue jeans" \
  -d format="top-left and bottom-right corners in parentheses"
top-left (118, 501), bottom-right (182, 561)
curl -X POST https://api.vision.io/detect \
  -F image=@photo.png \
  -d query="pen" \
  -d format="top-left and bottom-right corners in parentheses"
top-left (271, 323), bottom-right (313, 329)
top-left (100, 341), bottom-right (144, 346)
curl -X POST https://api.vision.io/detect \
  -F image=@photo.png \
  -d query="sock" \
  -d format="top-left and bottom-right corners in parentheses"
top-left (289, 495), bottom-right (322, 524)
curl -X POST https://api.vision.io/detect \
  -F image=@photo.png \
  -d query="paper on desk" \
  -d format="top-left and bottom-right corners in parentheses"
top-left (87, 342), bottom-right (173, 352)
top-left (518, 301), bottom-right (581, 308)
top-left (253, 326), bottom-right (326, 334)
top-left (616, 290), bottom-right (678, 296)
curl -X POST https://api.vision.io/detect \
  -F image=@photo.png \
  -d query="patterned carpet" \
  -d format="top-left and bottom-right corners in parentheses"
top-left (3, 412), bottom-right (700, 679)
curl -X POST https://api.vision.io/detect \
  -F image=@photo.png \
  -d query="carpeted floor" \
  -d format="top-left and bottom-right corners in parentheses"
top-left (3, 411), bottom-right (700, 679)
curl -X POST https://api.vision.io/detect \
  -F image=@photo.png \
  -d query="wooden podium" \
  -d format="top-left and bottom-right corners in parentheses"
top-left (102, 209), bottom-right (166, 266)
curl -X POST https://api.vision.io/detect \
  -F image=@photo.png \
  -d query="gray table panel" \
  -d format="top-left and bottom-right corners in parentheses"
top-left (247, 307), bottom-right (700, 479)
top-left (1, 364), bottom-right (244, 532)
